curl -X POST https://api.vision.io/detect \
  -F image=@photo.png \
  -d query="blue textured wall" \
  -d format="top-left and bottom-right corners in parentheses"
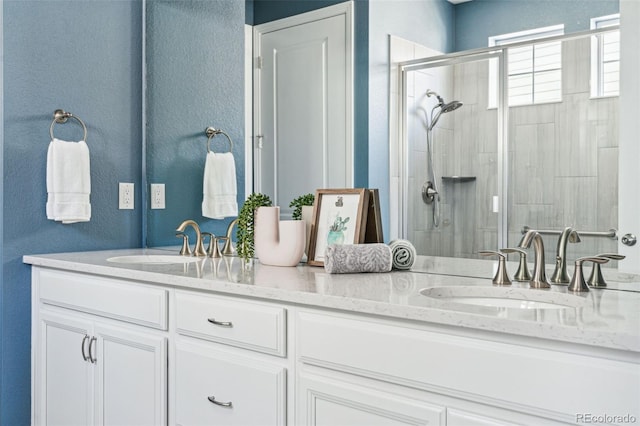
top-left (2, 1), bottom-right (142, 423)
top-left (455, 0), bottom-right (619, 51)
top-left (145, 0), bottom-right (245, 247)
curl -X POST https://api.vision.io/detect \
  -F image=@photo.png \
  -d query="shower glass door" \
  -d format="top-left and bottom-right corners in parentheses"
top-left (400, 52), bottom-right (503, 258)
top-left (399, 29), bottom-right (620, 264)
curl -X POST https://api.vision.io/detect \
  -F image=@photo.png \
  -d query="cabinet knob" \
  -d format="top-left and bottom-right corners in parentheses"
top-left (207, 396), bottom-right (233, 408)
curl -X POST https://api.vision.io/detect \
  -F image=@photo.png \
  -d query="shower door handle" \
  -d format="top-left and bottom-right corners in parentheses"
top-left (621, 234), bottom-right (637, 246)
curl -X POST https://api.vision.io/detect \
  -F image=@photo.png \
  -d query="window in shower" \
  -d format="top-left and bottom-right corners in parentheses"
top-left (488, 25), bottom-right (564, 108)
top-left (591, 14), bottom-right (620, 98)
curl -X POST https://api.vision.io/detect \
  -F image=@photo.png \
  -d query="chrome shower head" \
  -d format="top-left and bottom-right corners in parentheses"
top-left (441, 100), bottom-right (463, 113)
top-left (426, 90), bottom-right (463, 131)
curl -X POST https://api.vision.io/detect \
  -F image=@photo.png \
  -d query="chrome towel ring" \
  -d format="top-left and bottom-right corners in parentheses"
top-left (205, 127), bottom-right (233, 153)
top-left (49, 109), bottom-right (88, 142)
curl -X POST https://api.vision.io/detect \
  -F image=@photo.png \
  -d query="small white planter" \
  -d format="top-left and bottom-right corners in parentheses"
top-left (254, 206), bottom-right (305, 267)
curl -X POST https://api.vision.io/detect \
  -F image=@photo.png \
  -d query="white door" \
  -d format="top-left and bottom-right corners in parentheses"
top-left (254, 2), bottom-right (353, 217)
top-left (36, 311), bottom-right (93, 426)
top-left (618, 0), bottom-right (640, 272)
top-left (94, 324), bottom-right (167, 426)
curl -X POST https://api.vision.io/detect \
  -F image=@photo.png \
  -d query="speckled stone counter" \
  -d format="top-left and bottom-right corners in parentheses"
top-left (23, 248), bottom-right (640, 352)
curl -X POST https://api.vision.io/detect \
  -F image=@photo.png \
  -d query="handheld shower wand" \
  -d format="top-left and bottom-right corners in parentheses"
top-left (422, 90), bottom-right (463, 227)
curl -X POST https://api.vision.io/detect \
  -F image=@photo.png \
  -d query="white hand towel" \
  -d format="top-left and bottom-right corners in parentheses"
top-left (46, 138), bottom-right (91, 224)
top-left (202, 151), bottom-right (237, 219)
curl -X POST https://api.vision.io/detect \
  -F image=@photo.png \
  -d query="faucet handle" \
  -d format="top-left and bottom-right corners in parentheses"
top-left (568, 256), bottom-right (610, 292)
top-left (479, 250), bottom-right (512, 286)
top-left (500, 248), bottom-right (532, 282)
top-left (176, 232), bottom-right (192, 256)
top-left (587, 253), bottom-right (625, 288)
top-left (202, 232), bottom-right (218, 258)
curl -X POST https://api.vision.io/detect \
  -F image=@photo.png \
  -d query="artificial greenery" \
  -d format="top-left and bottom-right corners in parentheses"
top-left (289, 193), bottom-right (315, 220)
top-left (236, 193), bottom-right (273, 263)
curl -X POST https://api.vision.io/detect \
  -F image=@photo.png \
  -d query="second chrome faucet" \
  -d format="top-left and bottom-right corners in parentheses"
top-left (518, 230), bottom-right (551, 289)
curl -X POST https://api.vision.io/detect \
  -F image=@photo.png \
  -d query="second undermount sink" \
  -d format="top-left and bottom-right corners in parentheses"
top-left (419, 286), bottom-right (585, 310)
top-left (107, 255), bottom-right (201, 264)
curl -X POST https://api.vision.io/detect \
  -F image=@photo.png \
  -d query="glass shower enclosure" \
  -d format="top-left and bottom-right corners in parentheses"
top-left (397, 28), bottom-right (619, 265)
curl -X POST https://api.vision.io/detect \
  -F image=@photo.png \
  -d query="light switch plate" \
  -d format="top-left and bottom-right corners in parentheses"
top-left (119, 182), bottom-right (134, 210)
top-left (151, 183), bottom-right (165, 209)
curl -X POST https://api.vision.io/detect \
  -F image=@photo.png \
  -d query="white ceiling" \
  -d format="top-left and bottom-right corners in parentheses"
top-left (447, 0), bottom-right (472, 4)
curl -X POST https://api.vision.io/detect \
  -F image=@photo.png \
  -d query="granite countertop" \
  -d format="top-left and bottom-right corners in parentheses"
top-left (23, 248), bottom-right (640, 353)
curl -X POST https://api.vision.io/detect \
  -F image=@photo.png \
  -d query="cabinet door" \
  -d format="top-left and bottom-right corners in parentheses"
top-left (36, 311), bottom-right (93, 426)
top-left (297, 372), bottom-right (445, 426)
top-left (94, 323), bottom-right (167, 426)
top-left (175, 341), bottom-right (286, 426)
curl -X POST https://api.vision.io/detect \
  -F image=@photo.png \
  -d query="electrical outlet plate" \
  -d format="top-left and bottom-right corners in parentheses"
top-left (151, 183), bottom-right (165, 209)
top-left (119, 182), bottom-right (134, 210)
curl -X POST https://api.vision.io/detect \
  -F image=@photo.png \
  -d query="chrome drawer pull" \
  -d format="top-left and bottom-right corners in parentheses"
top-left (88, 336), bottom-right (97, 364)
top-left (207, 396), bottom-right (233, 408)
top-left (207, 318), bottom-right (233, 328)
top-left (81, 334), bottom-right (90, 361)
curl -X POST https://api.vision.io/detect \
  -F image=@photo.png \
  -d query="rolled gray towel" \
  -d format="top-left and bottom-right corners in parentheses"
top-left (324, 244), bottom-right (393, 274)
top-left (388, 239), bottom-right (417, 270)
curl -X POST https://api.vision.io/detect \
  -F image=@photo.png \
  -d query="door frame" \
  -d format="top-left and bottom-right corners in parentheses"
top-left (251, 2), bottom-right (354, 196)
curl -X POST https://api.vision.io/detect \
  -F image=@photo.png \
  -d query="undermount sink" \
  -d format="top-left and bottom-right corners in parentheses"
top-left (419, 286), bottom-right (585, 310)
top-left (107, 255), bottom-right (201, 264)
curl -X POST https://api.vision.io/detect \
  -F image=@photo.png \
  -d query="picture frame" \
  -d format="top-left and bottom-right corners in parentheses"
top-left (307, 188), bottom-right (370, 267)
top-left (364, 189), bottom-right (384, 243)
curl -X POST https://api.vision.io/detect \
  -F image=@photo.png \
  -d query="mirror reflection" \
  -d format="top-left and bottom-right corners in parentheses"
top-left (144, 0), bottom-right (628, 272)
top-left (398, 29), bottom-right (620, 267)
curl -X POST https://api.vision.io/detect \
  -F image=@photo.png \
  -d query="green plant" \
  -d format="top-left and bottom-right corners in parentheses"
top-left (236, 193), bottom-right (273, 263)
top-left (289, 193), bottom-right (315, 220)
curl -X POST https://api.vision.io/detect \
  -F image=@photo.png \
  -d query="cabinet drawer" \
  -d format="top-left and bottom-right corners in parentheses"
top-left (174, 341), bottom-right (286, 426)
top-left (175, 290), bottom-right (286, 356)
top-left (36, 268), bottom-right (168, 330)
top-left (297, 311), bottom-right (640, 422)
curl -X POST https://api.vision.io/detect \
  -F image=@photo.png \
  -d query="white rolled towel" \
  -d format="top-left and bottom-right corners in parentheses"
top-left (388, 239), bottom-right (417, 270)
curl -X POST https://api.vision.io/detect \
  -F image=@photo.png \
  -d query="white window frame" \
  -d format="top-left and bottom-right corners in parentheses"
top-left (590, 14), bottom-right (620, 98)
top-left (488, 24), bottom-right (564, 108)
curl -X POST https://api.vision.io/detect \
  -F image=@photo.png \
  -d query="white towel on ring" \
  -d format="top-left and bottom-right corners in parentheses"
top-left (202, 152), bottom-right (238, 219)
top-left (46, 138), bottom-right (91, 223)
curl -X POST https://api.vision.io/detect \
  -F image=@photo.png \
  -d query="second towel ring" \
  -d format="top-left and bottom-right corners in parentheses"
top-left (49, 109), bottom-right (88, 142)
top-left (205, 127), bottom-right (233, 153)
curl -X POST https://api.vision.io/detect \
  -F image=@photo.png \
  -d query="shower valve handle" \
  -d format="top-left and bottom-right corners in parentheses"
top-left (421, 182), bottom-right (438, 204)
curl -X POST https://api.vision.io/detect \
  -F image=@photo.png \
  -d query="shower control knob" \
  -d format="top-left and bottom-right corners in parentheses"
top-left (621, 234), bottom-right (637, 246)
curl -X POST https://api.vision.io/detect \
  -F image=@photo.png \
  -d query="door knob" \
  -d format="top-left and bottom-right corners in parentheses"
top-left (621, 234), bottom-right (637, 246)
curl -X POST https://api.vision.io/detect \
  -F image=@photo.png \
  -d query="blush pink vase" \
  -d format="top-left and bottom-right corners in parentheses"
top-left (254, 206), bottom-right (305, 267)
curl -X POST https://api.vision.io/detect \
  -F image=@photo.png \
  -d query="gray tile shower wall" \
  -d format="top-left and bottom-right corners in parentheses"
top-left (408, 37), bottom-right (618, 266)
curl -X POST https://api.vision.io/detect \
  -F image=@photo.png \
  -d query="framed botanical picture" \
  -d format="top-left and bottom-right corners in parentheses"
top-left (307, 188), bottom-right (370, 267)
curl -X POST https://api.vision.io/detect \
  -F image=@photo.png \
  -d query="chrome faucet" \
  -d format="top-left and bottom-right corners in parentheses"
top-left (518, 230), bottom-right (551, 289)
top-left (550, 227), bottom-right (581, 284)
top-left (176, 220), bottom-right (207, 257)
top-left (222, 218), bottom-right (238, 256)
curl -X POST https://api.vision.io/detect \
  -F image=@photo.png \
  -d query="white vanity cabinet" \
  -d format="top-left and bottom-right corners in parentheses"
top-left (26, 252), bottom-right (639, 426)
top-left (296, 310), bottom-right (640, 426)
top-left (172, 290), bottom-right (288, 426)
top-left (31, 268), bottom-right (168, 426)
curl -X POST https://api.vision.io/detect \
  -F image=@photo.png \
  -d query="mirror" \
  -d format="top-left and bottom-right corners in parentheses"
top-left (144, 0), bottom-right (247, 247)
top-left (144, 0), bottom-right (634, 268)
